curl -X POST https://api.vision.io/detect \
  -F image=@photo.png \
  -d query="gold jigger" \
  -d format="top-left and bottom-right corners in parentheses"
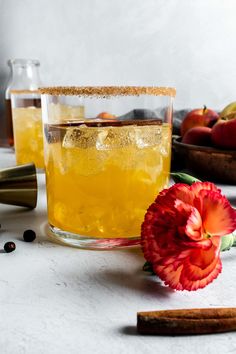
top-left (0, 163), bottom-right (37, 208)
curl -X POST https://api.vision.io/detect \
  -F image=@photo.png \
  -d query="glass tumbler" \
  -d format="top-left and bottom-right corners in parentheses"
top-left (2, 58), bottom-right (42, 148)
top-left (11, 90), bottom-right (44, 169)
top-left (40, 86), bottom-right (176, 249)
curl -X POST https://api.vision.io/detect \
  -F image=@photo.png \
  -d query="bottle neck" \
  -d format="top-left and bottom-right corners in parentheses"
top-left (6, 60), bottom-right (41, 98)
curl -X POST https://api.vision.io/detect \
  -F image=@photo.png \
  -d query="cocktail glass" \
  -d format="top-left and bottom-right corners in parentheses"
top-left (40, 86), bottom-right (176, 249)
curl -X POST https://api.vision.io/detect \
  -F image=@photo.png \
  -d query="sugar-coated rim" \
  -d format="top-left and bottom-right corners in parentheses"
top-left (39, 86), bottom-right (176, 97)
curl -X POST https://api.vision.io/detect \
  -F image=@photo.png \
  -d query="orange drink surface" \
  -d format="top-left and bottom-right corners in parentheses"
top-left (12, 106), bottom-right (44, 168)
top-left (44, 121), bottom-right (171, 238)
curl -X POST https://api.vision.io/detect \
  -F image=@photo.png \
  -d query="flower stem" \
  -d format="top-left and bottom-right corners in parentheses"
top-left (171, 172), bottom-right (201, 185)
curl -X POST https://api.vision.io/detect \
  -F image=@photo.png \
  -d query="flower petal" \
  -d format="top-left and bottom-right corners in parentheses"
top-left (155, 183), bottom-right (194, 211)
top-left (190, 181), bottom-right (220, 196)
top-left (180, 238), bottom-right (212, 250)
top-left (154, 244), bottom-right (222, 291)
top-left (180, 259), bottom-right (222, 291)
top-left (200, 190), bottom-right (236, 236)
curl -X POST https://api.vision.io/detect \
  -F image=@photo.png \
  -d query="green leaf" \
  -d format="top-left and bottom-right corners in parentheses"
top-left (171, 172), bottom-right (201, 185)
top-left (220, 232), bottom-right (236, 252)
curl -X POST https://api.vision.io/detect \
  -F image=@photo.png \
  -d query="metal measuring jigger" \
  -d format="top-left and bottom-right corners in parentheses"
top-left (0, 163), bottom-right (37, 208)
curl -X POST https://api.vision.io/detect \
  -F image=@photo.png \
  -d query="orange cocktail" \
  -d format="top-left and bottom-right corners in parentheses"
top-left (11, 91), bottom-right (44, 169)
top-left (41, 86), bottom-right (175, 249)
top-left (45, 122), bottom-right (171, 237)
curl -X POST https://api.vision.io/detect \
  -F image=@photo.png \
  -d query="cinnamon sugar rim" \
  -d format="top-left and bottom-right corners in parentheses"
top-left (39, 86), bottom-right (176, 97)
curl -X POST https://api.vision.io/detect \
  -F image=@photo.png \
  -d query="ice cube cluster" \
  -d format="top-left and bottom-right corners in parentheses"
top-left (62, 124), bottom-right (162, 150)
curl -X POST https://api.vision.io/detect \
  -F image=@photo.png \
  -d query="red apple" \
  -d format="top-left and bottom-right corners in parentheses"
top-left (211, 118), bottom-right (236, 149)
top-left (182, 126), bottom-right (212, 146)
top-left (181, 106), bottom-right (219, 137)
top-left (97, 112), bottom-right (116, 119)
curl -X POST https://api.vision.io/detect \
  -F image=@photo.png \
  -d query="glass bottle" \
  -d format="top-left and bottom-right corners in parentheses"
top-left (1, 59), bottom-right (41, 147)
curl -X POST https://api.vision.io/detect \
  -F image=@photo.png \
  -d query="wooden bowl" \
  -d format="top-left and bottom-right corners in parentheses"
top-left (173, 137), bottom-right (236, 184)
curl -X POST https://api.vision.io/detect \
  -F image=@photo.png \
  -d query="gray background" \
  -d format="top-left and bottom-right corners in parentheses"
top-left (0, 0), bottom-right (236, 110)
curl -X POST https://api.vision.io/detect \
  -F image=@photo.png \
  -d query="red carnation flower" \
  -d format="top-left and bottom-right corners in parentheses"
top-left (141, 182), bottom-right (236, 291)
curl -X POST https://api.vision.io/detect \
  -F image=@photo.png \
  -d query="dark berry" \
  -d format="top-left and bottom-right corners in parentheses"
top-left (4, 242), bottom-right (16, 253)
top-left (23, 229), bottom-right (36, 242)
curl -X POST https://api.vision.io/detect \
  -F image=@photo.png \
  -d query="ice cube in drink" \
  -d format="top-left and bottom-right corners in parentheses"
top-left (44, 121), bottom-right (171, 239)
top-left (11, 93), bottom-right (44, 168)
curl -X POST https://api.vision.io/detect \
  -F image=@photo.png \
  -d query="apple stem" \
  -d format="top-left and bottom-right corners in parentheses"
top-left (203, 105), bottom-right (207, 114)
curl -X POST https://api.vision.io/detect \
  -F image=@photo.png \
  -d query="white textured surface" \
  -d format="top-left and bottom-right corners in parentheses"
top-left (0, 0), bottom-right (236, 110)
top-left (1, 148), bottom-right (236, 354)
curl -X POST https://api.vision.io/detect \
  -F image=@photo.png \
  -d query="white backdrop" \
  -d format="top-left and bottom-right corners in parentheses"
top-left (0, 0), bottom-right (236, 110)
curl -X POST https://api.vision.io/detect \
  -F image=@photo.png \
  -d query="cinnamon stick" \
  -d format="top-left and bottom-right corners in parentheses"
top-left (137, 308), bottom-right (236, 335)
